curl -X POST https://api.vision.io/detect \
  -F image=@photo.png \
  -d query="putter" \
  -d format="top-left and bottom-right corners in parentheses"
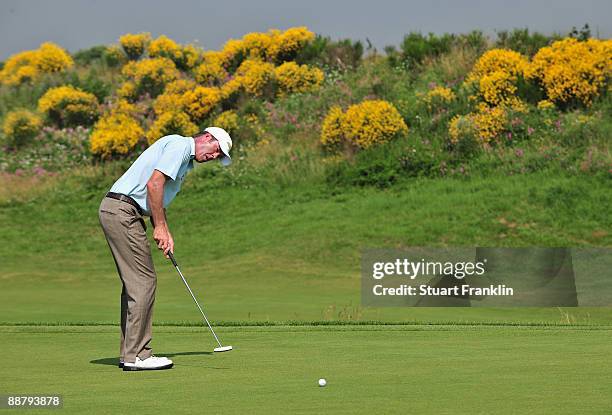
top-left (168, 252), bottom-right (233, 353)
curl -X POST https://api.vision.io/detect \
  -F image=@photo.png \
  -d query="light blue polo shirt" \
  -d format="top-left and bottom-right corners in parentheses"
top-left (109, 134), bottom-right (195, 215)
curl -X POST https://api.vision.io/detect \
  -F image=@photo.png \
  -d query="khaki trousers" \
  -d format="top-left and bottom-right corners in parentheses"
top-left (98, 197), bottom-right (156, 363)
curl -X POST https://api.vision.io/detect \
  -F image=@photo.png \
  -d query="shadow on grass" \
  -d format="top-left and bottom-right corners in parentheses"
top-left (90, 351), bottom-right (213, 366)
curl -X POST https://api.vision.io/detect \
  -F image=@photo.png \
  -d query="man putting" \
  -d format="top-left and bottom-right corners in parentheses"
top-left (98, 127), bottom-right (232, 371)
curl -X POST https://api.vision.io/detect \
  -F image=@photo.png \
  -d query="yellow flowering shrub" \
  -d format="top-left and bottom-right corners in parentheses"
top-left (0, 51), bottom-right (38, 85)
top-left (179, 45), bottom-right (203, 70)
top-left (468, 49), bottom-right (529, 79)
top-left (213, 110), bottom-right (239, 133)
top-left (149, 35), bottom-right (180, 58)
top-left (0, 43), bottom-right (73, 85)
top-left (343, 100), bottom-right (408, 148)
top-left (449, 105), bottom-right (507, 145)
top-left (219, 77), bottom-right (243, 102)
top-left (113, 99), bottom-right (141, 116)
top-left (165, 79), bottom-right (197, 94)
top-left (320, 100), bottom-right (408, 150)
top-left (152, 80), bottom-right (196, 115)
top-left (219, 27), bottom-right (315, 67)
top-left (90, 112), bottom-right (144, 157)
top-left (152, 91), bottom-right (187, 115)
top-left (121, 57), bottom-right (179, 97)
top-left (320, 106), bottom-right (345, 149)
top-left (242, 32), bottom-right (273, 59)
top-left (2, 109), bottom-right (43, 147)
top-left (182, 86), bottom-right (222, 121)
top-left (195, 51), bottom-right (228, 85)
top-left (537, 99), bottom-right (555, 110)
top-left (268, 27), bottom-right (315, 63)
top-left (466, 49), bottom-right (529, 108)
top-left (419, 86), bottom-right (456, 111)
top-left (526, 38), bottom-right (611, 107)
top-left (117, 81), bottom-right (138, 101)
top-left (471, 105), bottom-right (507, 143)
top-left (38, 86), bottom-right (99, 127)
top-left (235, 59), bottom-right (275, 96)
top-left (275, 62), bottom-right (324, 95)
top-left (148, 35), bottom-right (201, 70)
top-left (35, 42), bottom-right (74, 73)
top-left (448, 114), bottom-right (477, 145)
top-left (222, 39), bottom-right (246, 63)
top-left (146, 111), bottom-right (198, 144)
top-left (119, 32), bottom-right (151, 60)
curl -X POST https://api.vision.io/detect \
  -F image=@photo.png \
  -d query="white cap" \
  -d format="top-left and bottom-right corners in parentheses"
top-left (204, 126), bottom-right (232, 166)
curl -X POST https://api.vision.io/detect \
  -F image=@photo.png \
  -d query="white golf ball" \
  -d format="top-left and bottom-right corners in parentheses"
top-left (318, 378), bottom-right (327, 387)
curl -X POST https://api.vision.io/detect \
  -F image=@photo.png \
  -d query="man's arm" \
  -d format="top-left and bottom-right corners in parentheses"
top-left (147, 169), bottom-right (167, 228)
top-left (150, 208), bottom-right (167, 229)
top-left (147, 169), bottom-right (174, 257)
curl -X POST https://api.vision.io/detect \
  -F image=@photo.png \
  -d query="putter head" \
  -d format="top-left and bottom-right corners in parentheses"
top-left (214, 345), bottom-right (233, 353)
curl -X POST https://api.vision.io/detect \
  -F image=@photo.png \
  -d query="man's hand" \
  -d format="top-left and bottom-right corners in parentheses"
top-left (153, 224), bottom-right (174, 258)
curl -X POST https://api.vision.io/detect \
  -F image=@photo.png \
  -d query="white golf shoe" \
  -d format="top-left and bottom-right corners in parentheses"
top-left (123, 355), bottom-right (173, 371)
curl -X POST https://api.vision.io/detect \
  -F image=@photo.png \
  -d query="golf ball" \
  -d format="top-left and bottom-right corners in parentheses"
top-left (318, 378), bottom-right (327, 387)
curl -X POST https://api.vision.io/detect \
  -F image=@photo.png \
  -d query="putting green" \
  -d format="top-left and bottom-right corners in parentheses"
top-left (1, 325), bottom-right (611, 414)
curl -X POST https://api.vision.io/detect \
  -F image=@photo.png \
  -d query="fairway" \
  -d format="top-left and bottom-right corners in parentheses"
top-left (1, 324), bottom-right (611, 414)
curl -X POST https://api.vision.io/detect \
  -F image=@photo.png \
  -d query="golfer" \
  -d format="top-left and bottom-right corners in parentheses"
top-left (98, 127), bottom-right (232, 371)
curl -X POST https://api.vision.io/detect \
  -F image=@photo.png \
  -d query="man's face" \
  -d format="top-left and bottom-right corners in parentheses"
top-left (195, 132), bottom-right (223, 163)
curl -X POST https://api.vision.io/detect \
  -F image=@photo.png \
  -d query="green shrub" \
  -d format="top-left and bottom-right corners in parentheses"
top-left (297, 36), bottom-right (363, 70)
top-left (400, 32), bottom-right (455, 67)
top-left (73, 45), bottom-right (108, 66)
top-left (64, 70), bottom-right (112, 103)
top-left (495, 28), bottom-right (556, 57)
top-left (326, 136), bottom-right (450, 187)
top-left (456, 30), bottom-right (488, 53)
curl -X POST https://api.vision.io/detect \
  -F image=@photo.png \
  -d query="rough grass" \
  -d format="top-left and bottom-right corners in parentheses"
top-left (0, 165), bottom-right (610, 326)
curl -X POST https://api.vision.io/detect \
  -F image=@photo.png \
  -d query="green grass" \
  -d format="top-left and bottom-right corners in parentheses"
top-left (1, 324), bottom-right (611, 414)
top-left (1, 167), bottom-right (611, 325)
top-left (1, 167), bottom-right (611, 413)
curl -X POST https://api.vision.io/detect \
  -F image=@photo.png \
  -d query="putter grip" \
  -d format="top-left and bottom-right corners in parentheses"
top-left (168, 252), bottom-right (178, 267)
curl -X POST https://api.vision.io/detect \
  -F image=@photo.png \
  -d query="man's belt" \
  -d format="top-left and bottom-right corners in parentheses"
top-left (106, 192), bottom-right (143, 215)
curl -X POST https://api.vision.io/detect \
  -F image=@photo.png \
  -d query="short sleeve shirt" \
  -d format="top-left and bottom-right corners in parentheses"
top-left (109, 135), bottom-right (195, 215)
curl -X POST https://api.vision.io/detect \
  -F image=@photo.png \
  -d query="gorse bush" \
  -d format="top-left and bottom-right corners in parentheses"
top-left (213, 110), bottom-right (239, 134)
top-left (0, 26), bottom-right (609, 185)
top-left (219, 27), bottom-right (315, 69)
top-left (183, 86), bottom-right (222, 121)
top-left (465, 48), bottom-right (530, 110)
top-left (195, 51), bottom-right (228, 86)
top-left (234, 59), bottom-right (276, 97)
top-left (526, 38), bottom-right (611, 108)
top-left (37, 85), bottom-right (99, 128)
top-left (418, 86), bottom-right (456, 113)
top-left (148, 35), bottom-right (202, 71)
top-left (146, 111), bottom-right (198, 144)
top-left (119, 32), bottom-right (151, 60)
top-left (90, 102), bottom-right (144, 157)
top-left (0, 42), bottom-right (73, 86)
top-left (1, 109), bottom-right (43, 149)
top-left (274, 62), bottom-right (324, 95)
top-left (121, 57), bottom-right (180, 98)
top-left (321, 100), bottom-right (408, 150)
top-left (152, 79), bottom-right (196, 115)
